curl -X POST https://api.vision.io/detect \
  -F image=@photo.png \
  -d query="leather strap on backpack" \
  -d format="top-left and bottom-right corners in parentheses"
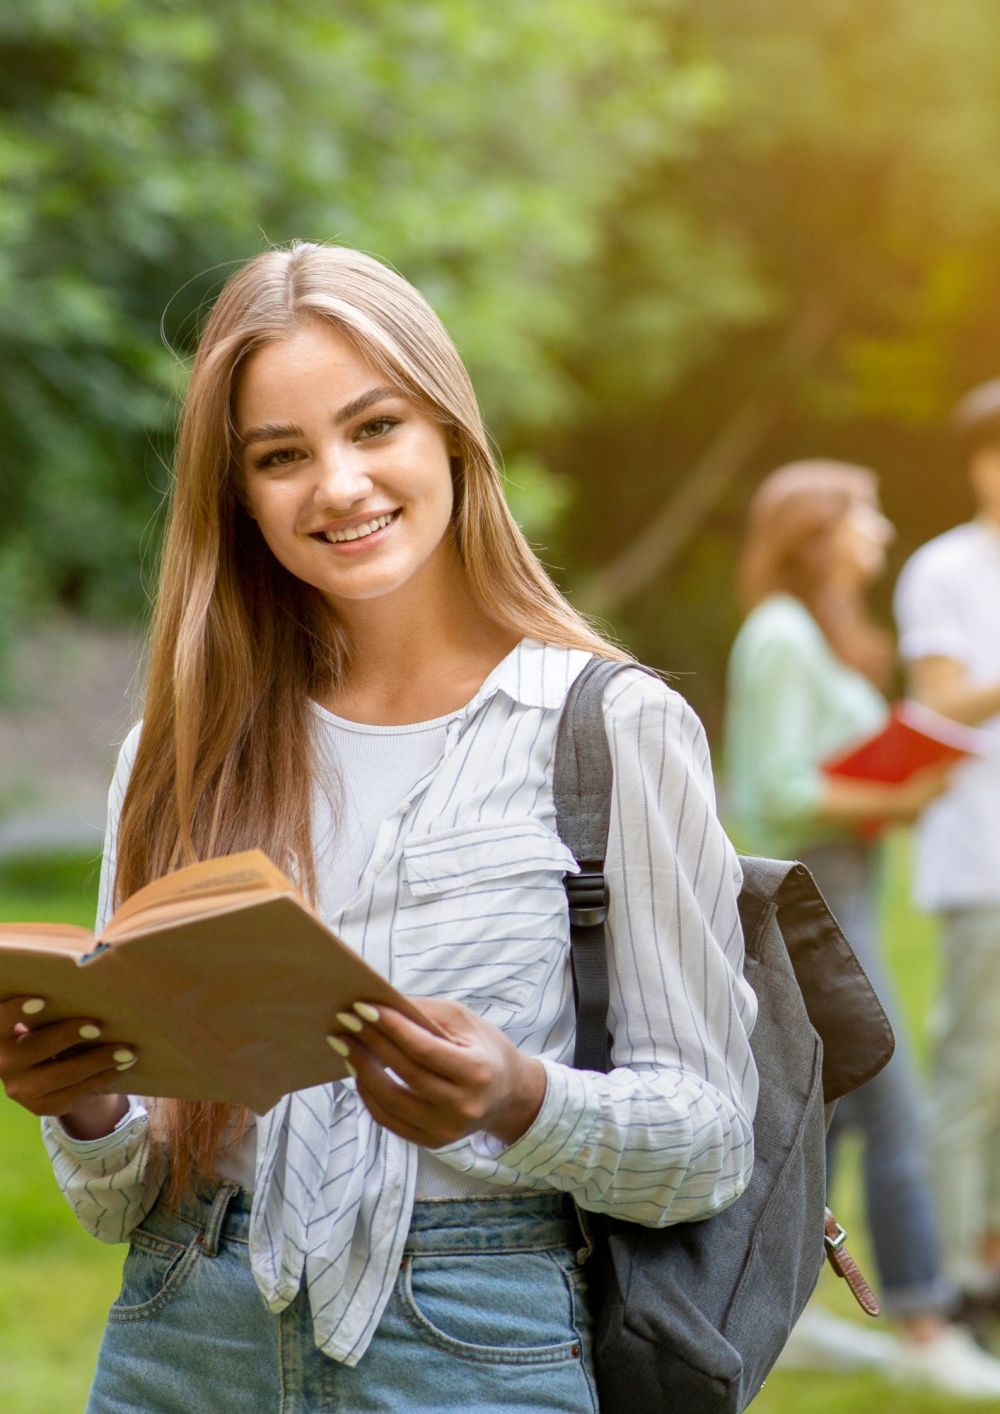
top-left (824, 1208), bottom-right (881, 1316)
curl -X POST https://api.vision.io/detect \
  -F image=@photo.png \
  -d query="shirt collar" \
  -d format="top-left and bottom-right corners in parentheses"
top-left (460, 637), bottom-right (589, 717)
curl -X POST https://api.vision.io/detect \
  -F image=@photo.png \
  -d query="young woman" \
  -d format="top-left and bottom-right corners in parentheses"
top-left (726, 460), bottom-right (1000, 1397)
top-left (0, 243), bottom-right (757, 1413)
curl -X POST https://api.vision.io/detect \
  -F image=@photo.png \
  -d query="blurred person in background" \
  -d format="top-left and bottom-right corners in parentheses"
top-left (725, 460), bottom-right (1000, 1396)
top-left (894, 381), bottom-right (1000, 1338)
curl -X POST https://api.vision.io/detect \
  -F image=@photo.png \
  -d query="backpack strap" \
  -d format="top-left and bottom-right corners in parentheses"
top-left (553, 657), bottom-right (659, 1070)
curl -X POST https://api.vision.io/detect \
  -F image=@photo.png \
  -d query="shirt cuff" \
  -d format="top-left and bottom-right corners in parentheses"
top-left (436, 1058), bottom-right (599, 1178)
top-left (43, 1097), bottom-right (147, 1156)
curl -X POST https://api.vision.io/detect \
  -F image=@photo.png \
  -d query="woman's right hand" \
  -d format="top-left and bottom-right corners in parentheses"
top-left (0, 997), bottom-right (134, 1138)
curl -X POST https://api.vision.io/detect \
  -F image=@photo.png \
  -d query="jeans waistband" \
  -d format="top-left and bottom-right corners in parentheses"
top-left (168, 1184), bottom-right (579, 1258)
top-left (404, 1193), bottom-right (581, 1256)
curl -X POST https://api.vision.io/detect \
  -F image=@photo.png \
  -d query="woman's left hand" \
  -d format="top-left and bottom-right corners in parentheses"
top-left (328, 999), bottom-right (547, 1149)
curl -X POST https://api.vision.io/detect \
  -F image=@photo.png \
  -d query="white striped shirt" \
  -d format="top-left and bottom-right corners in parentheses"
top-left (43, 637), bottom-right (758, 1367)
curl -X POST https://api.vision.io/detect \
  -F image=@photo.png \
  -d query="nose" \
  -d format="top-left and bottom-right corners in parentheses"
top-left (310, 441), bottom-right (374, 510)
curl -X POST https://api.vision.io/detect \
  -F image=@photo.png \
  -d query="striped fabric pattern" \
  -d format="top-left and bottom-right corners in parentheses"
top-left (43, 637), bottom-right (758, 1367)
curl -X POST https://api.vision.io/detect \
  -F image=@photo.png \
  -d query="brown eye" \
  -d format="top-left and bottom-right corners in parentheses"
top-left (357, 416), bottom-right (399, 440)
top-left (256, 447), bottom-right (301, 469)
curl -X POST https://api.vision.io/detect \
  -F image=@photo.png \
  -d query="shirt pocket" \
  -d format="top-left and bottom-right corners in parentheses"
top-left (395, 819), bottom-right (579, 1024)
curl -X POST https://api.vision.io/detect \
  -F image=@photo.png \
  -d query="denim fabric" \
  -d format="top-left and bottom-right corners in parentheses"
top-left (800, 843), bottom-right (955, 1317)
top-left (86, 1185), bottom-right (598, 1413)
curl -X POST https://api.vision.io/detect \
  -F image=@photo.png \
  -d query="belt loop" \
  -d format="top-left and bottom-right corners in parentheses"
top-left (200, 1181), bottom-right (241, 1258)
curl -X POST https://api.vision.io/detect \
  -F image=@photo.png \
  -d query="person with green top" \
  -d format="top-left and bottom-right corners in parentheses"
top-left (726, 460), bottom-right (1000, 1397)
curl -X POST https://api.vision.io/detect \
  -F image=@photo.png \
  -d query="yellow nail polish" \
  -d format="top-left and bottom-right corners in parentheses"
top-left (353, 1002), bottom-right (380, 1024)
top-left (116, 1057), bottom-right (138, 1072)
top-left (113, 1049), bottom-right (135, 1064)
top-left (79, 1024), bottom-right (102, 1040)
top-left (327, 1035), bottom-right (350, 1057)
top-left (335, 1012), bottom-right (363, 1034)
top-left (21, 998), bottom-right (46, 1016)
top-left (345, 1061), bottom-right (357, 1080)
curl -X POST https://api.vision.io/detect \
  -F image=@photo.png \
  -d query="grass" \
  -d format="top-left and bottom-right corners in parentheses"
top-left (0, 838), bottom-right (996, 1411)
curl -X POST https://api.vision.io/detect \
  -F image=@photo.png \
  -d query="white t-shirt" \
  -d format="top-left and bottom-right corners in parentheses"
top-left (893, 519), bottom-right (1000, 910)
top-left (215, 704), bottom-right (522, 1198)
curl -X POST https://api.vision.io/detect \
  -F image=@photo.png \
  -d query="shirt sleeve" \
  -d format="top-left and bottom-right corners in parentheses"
top-left (436, 670), bottom-right (758, 1227)
top-left (894, 545), bottom-right (972, 667)
top-left (41, 724), bottom-right (165, 1242)
top-left (732, 622), bottom-right (828, 826)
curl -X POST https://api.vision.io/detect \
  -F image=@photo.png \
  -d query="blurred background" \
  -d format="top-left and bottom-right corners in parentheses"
top-left (2, 1), bottom-right (1000, 1408)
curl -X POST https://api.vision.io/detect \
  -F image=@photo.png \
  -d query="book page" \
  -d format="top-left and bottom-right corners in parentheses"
top-left (0, 923), bottom-right (91, 957)
top-left (105, 849), bottom-right (299, 937)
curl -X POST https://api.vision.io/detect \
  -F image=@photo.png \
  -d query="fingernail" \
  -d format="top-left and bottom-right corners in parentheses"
top-left (335, 1011), bottom-right (363, 1033)
top-left (113, 1049), bottom-right (135, 1064)
top-left (327, 1035), bottom-right (350, 1057)
top-left (21, 998), bottom-right (46, 1015)
top-left (353, 1002), bottom-right (380, 1024)
top-left (79, 1024), bottom-right (102, 1040)
top-left (345, 1061), bottom-right (357, 1079)
top-left (115, 1057), bottom-right (138, 1072)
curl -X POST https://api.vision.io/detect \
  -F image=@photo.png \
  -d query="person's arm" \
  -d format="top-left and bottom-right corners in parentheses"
top-left (735, 620), bottom-right (940, 829)
top-left (894, 545), bottom-right (1000, 725)
top-left (38, 725), bottom-right (166, 1241)
top-left (815, 767), bottom-right (948, 826)
top-left (907, 655), bottom-right (1000, 726)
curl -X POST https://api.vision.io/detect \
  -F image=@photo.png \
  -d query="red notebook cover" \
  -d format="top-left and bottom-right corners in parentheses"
top-left (822, 701), bottom-right (993, 785)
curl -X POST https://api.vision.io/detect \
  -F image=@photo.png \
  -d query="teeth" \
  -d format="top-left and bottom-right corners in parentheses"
top-left (323, 512), bottom-right (395, 544)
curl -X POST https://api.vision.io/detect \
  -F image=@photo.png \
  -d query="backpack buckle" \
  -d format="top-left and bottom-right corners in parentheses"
top-left (566, 868), bottom-right (609, 927)
top-left (824, 1217), bottom-right (848, 1252)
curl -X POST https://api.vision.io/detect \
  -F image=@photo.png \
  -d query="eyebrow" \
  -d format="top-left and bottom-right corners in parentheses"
top-left (239, 385), bottom-right (404, 448)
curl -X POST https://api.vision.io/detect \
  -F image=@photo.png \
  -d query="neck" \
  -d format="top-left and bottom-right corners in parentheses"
top-left (321, 547), bottom-right (520, 723)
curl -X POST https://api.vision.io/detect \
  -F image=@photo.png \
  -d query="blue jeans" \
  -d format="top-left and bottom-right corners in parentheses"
top-left (801, 843), bottom-right (955, 1317)
top-left (86, 1184), bottom-right (599, 1413)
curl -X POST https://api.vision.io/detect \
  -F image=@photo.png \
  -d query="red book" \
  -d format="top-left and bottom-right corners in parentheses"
top-left (823, 700), bottom-right (994, 785)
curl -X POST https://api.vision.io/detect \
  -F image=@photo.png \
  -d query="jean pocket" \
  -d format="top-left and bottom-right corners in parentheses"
top-left (107, 1227), bottom-right (202, 1324)
top-left (399, 1249), bottom-right (586, 1366)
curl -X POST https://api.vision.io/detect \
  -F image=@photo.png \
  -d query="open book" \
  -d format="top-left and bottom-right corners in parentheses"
top-left (822, 700), bottom-right (997, 784)
top-left (0, 850), bottom-right (441, 1114)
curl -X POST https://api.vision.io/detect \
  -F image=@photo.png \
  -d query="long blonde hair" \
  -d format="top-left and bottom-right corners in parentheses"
top-left (738, 460), bottom-right (892, 689)
top-left (118, 242), bottom-right (627, 1198)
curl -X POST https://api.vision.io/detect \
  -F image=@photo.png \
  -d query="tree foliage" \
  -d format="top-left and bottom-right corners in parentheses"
top-left (4, 0), bottom-right (1000, 727)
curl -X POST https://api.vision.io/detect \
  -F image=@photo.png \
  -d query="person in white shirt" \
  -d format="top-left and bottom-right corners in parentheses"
top-left (0, 242), bottom-right (757, 1412)
top-left (894, 377), bottom-right (1000, 1323)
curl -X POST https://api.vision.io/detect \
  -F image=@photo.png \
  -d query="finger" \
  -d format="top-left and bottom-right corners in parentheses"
top-left (3, 1044), bottom-right (133, 1114)
top-left (0, 996), bottom-right (49, 1035)
top-left (352, 1070), bottom-right (456, 1148)
top-left (8, 1064), bottom-right (126, 1119)
top-left (0, 1017), bottom-right (113, 1075)
top-left (332, 1022), bottom-right (465, 1103)
top-left (346, 1041), bottom-right (467, 1136)
top-left (340, 1004), bottom-right (476, 1084)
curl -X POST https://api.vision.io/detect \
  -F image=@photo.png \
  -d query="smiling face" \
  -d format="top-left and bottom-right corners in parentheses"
top-left (234, 319), bottom-right (458, 615)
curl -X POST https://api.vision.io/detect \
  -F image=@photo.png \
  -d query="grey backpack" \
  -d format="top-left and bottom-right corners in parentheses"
top-left (554, 659), bottom-right (895, 1414)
